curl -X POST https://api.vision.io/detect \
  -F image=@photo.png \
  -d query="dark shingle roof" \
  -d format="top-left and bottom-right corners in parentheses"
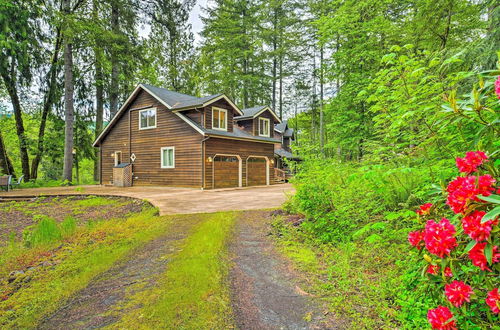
top-left (141, 83), bottom-right (222, 110)
top-left (274, 120), bottom-right (288, 133)
top-left (179, 113), bottom-right (280, 143)
top-left (274, 148), bottom-right (294, 159)
top-left (235, 106), bottom-right (267, 120)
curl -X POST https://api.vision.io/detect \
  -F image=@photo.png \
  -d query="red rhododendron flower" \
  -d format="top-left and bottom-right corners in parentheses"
top-left (456, 151), bottom-right (488, 173)
top-left (462, 210), bottom-right (498, 241)
top-left (444, 267), bottom-right (453, 277)
top-left (446, 175), bottom-right (496, 214)
top-left (445, 281), bottom-right (473, 307)
top-left (477, 174), bottom-right (496, 196)
top-left (426, 265), bottom-right (453, 277)
top-left (416, 203), bottom-right (433, 215)
top-left (427, 264), bottom-right (439, 275)
top-left (495, 76), bottom-right (500, 99)
top-left (408, 230), bottom-right (424, 249)
top-left (486, 288), bottom-right (500, 314)
top-left (424, 218), bottom-right (457, 258)
top-left (468, 242), bottom-right (500, 271)
top-left (427, 306), bottom-right (457, 330)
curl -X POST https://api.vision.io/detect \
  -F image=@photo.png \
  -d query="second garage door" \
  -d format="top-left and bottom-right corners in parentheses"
top-left (213, 155), bottom-right (240, 188)
top-left (247, 157), bottom-right (267, 186)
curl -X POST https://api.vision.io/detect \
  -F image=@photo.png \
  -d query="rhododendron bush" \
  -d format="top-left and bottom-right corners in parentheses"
top-left (408, 151), bottom-right (499, 328)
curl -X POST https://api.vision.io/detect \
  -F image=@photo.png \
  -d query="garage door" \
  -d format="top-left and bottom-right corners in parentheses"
top-left (247, 157), bottom-right (267, 186)
top-left (213, 156), bottom-right (240, 188)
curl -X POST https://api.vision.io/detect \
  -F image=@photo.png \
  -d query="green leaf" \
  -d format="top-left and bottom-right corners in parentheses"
top-left (485, 244), bottom-right (493, 265)
top-left (465, 240), bottom-right (477, 252)
top-left (478, 194), bottom-right (500, 204)
top-left (481, 206), bottom-right (500, 224)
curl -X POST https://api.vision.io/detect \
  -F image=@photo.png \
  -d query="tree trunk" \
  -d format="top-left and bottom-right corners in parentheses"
top-left (319, 45), bottom-right (324, 154)
top-left (0, 130), bottom-right (15, 177)
top-left (31, 29), bottom-right (62, 180)
top-left (271, 8), bottom-right (278, 110)
top-left (93, 0), bottom-right (104, 182)
top-left (109, 0), bottom-right (119, 119)
top-left (62, 0), bottom-right (74, 182)
top-left (1, 63), bottom-right (30, 181)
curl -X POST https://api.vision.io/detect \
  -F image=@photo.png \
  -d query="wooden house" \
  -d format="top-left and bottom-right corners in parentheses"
top-left (93, 84), bottom-right (282, 189)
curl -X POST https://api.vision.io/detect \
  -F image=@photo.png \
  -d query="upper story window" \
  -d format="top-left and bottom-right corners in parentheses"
top-left (258, 117), bottom-right (270, 137)
top-left (139, 108), bottom-right (157, 130)
top-left (212, 107), bottom-right (227, 131)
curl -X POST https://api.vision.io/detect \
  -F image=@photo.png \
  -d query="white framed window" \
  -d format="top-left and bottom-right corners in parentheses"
top-left (258, 117), bottom-right (270, 137)
top-left (161, 147), bottom-right (175, 169)
top-left (212, 107), bottom-right (227, 131)
top-left (114, 151), bottom-right (122, 166)
top-left (139, 108), bottom-right (157, 130)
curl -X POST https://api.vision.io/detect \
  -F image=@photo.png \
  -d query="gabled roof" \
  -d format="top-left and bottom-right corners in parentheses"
top-left (274, 120), bottom-right (288, 133)
top-left (234, 105), bottom-right (281, 123)
top-left (178, 112), bottom-right (280, 144)
top-left (93, 84), bottom-right (243, 146)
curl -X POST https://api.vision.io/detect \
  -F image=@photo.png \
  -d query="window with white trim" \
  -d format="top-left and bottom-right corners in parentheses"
top-left (139, 108), bottom-right (157, 130)
top-left (161, 147), bottom-right (175, 168)
top-left (212, 107), bottom-right (227, 131)
top-left (258, 117), bottom-right (270, 137)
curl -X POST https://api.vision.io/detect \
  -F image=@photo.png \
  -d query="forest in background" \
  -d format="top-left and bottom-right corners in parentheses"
top-left (0, 0), bottom-right (498, 184)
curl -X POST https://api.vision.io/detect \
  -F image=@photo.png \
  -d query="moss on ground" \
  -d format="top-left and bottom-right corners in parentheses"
top-left (110, 212), bottom-right (237, 329)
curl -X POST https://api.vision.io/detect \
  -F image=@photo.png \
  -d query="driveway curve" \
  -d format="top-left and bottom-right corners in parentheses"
top-left (0, 184), bottom-right (294, 215)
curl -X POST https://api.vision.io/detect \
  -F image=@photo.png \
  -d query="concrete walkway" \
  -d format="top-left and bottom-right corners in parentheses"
top-left (0, 184), bottom-right (294, 215)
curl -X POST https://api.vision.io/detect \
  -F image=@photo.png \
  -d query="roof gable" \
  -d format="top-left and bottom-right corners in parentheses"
top-left (93, 84), bottom-right (244, 146)
top-left (235, 105), bottom-right (281, 122)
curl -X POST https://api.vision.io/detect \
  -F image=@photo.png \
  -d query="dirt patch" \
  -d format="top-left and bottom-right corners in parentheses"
top-left (229, 210), bottom-right (338, 329)
top-left (0, 196), bottom-right (145, 244)
top-left (37, 213), bottom-right (205, 329)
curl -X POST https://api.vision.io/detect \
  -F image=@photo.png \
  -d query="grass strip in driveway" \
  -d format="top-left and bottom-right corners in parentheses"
top-left (111, 211), bottom-right (237, 329)
top-left (0, 206), bottom-right (177, 328)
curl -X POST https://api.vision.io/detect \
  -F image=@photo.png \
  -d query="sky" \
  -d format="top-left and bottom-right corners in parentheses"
top-left (189, 0), bottom-right (208, 45)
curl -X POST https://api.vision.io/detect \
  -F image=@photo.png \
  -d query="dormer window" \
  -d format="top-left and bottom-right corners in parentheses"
top-left (258, 117), bottom-right (270, 137)
top-left (139, 108), bottom-right (157, 130)
top-left (212, 107), bottom-right (227, 131)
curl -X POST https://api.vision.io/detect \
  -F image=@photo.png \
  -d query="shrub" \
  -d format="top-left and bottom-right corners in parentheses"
top-left (405, 151), bottom-right (499, 328)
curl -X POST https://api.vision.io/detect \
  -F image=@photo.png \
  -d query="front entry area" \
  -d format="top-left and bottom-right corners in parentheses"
top-left (247, 156), bottom-right (269, 186)
top-left (213, 155), bottom-right (241, 189)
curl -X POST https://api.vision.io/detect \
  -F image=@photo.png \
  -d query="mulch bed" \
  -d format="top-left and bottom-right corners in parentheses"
top-left (0, 196), bottom-right (145, 244)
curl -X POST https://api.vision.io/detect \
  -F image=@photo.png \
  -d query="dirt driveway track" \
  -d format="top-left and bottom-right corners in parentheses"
top-left (0, 184), bottom-right (294, 215)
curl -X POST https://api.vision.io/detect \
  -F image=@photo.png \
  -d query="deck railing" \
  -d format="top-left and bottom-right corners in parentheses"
top-left (274, 168), bottom-right (286, 183)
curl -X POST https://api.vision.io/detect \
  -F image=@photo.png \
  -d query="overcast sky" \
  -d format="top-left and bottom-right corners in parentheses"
top-left (189, 0), bottom-right (207, 45)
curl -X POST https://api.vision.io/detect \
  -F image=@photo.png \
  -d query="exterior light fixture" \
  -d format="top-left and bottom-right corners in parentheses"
top-left (207, 156), bottom-right (213, 162)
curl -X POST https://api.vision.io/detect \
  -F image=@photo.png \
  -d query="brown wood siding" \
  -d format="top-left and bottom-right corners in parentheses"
top-left (253, 110), bottom-right (274, 136)
top-left (247, 157), bottom-right (267, 186)
top-left (203, 99), bottom-right (234, 132)
top-left (204, 137), bottom-right (274, 188)
top-left (184, 109), bottom-right (202, 125)
top-left (213, 156), bottom-right (239, 188)
top-left (100, 89), bottom-right (202, 187)
top-left (236, 119), bottom-right (254, 135)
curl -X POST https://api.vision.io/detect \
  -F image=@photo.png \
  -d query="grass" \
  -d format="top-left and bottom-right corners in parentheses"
top-left (74, 195), bottom-right (118, 207)
top-left (271, 215), bottom-right (405, 329)
top-left (112, 211), bottom-right (237, 329)
top-left (0, 206), bottom-right (176, 328)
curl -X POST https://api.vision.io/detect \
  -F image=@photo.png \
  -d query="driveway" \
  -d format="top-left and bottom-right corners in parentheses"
top-left (0, 184), bottom-right (294, 215)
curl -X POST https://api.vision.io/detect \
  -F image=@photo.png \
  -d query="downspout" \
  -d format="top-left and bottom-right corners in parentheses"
top-left (201, 135), bottom-right (210, 190)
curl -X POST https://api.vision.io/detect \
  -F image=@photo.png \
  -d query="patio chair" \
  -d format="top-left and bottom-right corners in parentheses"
top-left (0, 175), bottom-right (12, 191)
top-left (9, 175), bottom-right (24, 190)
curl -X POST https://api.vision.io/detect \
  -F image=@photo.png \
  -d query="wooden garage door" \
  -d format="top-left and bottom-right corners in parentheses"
top-left (214, 156), bottom-right (239, 188)
top-left (247, 157), bottom-right (267, 186)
